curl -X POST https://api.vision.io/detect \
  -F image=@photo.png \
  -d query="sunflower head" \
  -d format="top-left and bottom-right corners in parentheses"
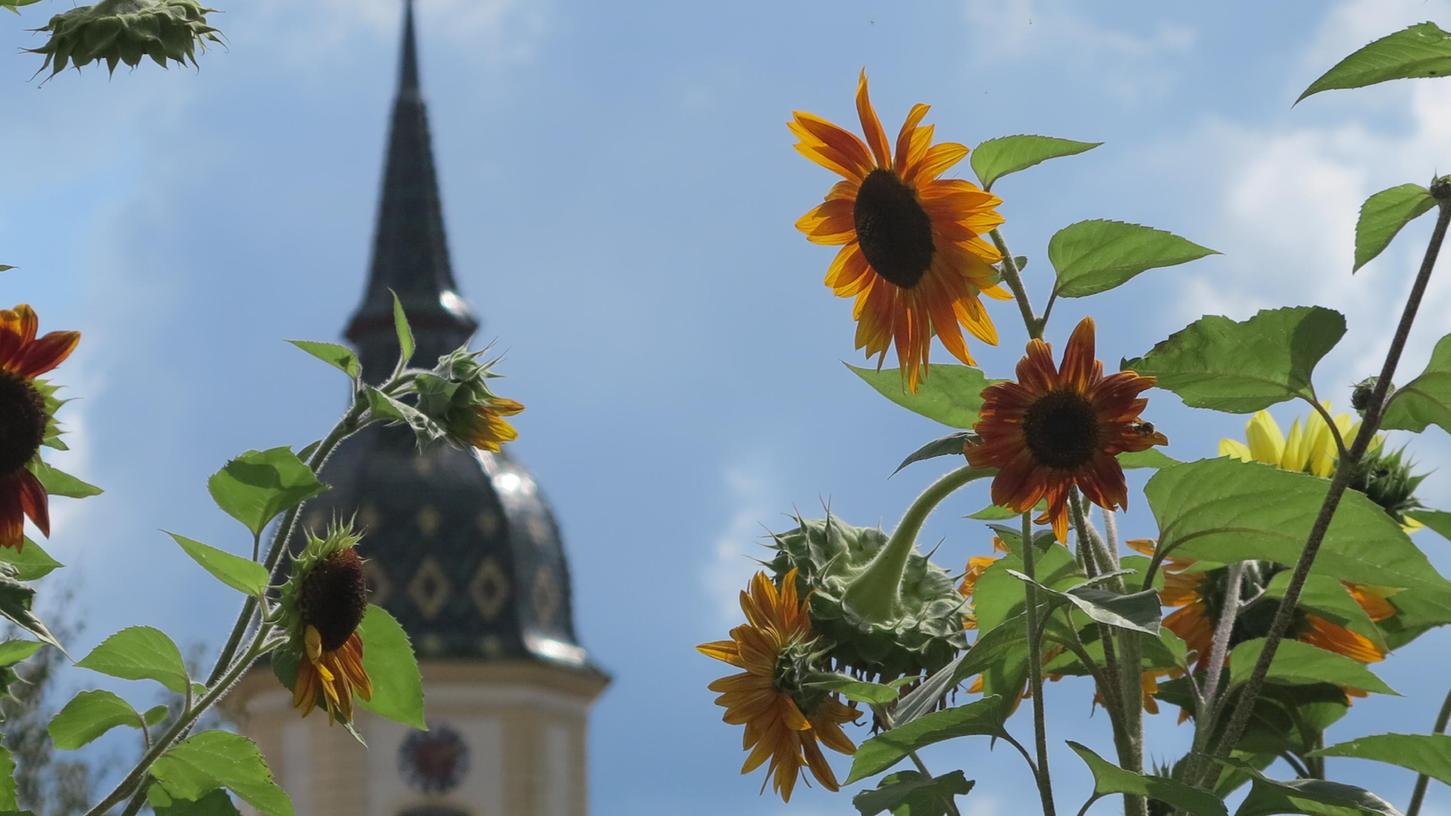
top-left (967, 317), bottom-right (1166, 541)
top-left (0, 306), bottom-right (79, 551)
top-left (765, 515), bottom-right (967, 679)
top-left (792, 70), bottom-right (1010, 391)
top-left (413, 346), bottom-right (523, 453)
top-left (30, 0), bottom-right (222, 78)
top-left (1347, 444), bottom-right (1426, 526)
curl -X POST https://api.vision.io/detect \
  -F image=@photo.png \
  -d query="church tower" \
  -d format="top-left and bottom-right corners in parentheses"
top-left (230, 4), bottom-right (609, 814)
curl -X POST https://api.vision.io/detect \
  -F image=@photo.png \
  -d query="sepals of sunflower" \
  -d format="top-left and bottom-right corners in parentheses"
top-left (1346, 443), bottom-right (1427, 527)
top-left (765, 515), bottom-right (967, 680)
top-left (412, 347), bottom-right (524, 453)
top-left (30, 0), bottom-right (222, 78)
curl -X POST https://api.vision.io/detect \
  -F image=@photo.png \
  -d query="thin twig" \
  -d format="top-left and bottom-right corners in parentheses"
top-left (1407, 685), bottom-right (1451, 816)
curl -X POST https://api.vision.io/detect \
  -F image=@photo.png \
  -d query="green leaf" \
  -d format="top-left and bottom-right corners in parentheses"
top-left (1119, 448), bottom-right (1180, 470)
top-left (1147, 458), bottom-right (1450, 593)
top-left (965, 500), bottom-right (1043, 521)
top-left (894, 432), bottom-right (973, 475)
top-left (207, 447), bottom-right (327, 537)
top-left (150, 788), bottom-right (243, 816)
top-left (1299, 22), bottom-right (1451, 103)
top-left (1220, 758), bottom-right (1402, 816)
top-left (144, 704), bottom-right (171, 726)
top-left (1312, 734), bottom-right (1451, 786)
top-left (1408, 509), bottom-right (1451, 541)
top-left (1227, 639), bottom-right (1395, 695)
top-left (0, 265), bottom-right (12, 272)
top-left (354, 605), bottom-right (425, 729)
top-left (1262, 573), bottom-right (1385, 652)
top-left (0, 538), bottom-right (63, 581)
top-left (1354, 184), bottom-right (1436, 272)
top-left (853, 770), bottom-right (975, 816)
top-left (1125, 307), bottom-right (1346, 412)
top-left (364, 387), bottom-right (448, 446)
top-left (1004, 570), bottom-right (1161, 634)
top-left (76, 626), bottom-right (190, 694)
top-left (150, 731), bottom-right (294, 816)
top-left (390, 290), bottom-right (415, 368)
top-left (48, 689), bottom-right (145, 750)
top-left (286, 340), bottom-right (360, 379)
top-left (1381, 333), bottom-right (1451, 434)
top-left (25, 459), bottom-right (101, 498)
top-left (848, 363), bottom-right (999, 429)
top-left (0, 575), bottom-right (60, 650)
top-left (969, 134), bottom-right (1101, 190)
top-left (1068, 741), bottom-right (1228, 816)
top-left (803, 673), bottom-right (903, 706)
top-left (846, 697), bottom-right (1007, 784)
top-left (0, 744), bottom-right (15, 811)
top-left (1049, 220), bottom-right (1217, 298)
top-left (167, 533), bottom-right (269, 596)
top-left (0, 640), bottom-right (42, 667)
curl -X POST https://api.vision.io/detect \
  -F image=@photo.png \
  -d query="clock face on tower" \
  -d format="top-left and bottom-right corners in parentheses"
top-left (398, 724), bottom-right (470, 794)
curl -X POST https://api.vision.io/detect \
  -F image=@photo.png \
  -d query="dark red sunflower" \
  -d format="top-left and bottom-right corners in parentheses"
top-left (0, 305), bottom-right (79, 551)
top-left (966, 317), bottom-right (1167, 541)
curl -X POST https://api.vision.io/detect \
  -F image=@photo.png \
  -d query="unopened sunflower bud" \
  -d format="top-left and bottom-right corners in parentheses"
top-left (1350, 376), bottom-right (1389, 416)
top-left (30, 0), bottom-right (221, 78)
top-left (414, 347), bottom-right (524, 453)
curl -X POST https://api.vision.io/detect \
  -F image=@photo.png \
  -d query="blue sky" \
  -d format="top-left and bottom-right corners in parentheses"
top-left (5, 1), bottom-right (1451, 814)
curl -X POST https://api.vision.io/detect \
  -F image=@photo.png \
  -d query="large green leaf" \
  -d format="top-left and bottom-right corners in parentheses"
top-left (48, 689), bottom-right (145, 750)
top-left (0, 575), bottom-right (60, 650)
top-left (76, 626), bottom-right (190, 694)
top-left (1050, 220), bottom-right (1217, 298)
top-left (207, 448), bottom-right (327, 537)
top-left (167, 533), bottom-right (269, 596)
top-left (1120, 448), bottom-right (1180, 470)
top-left (853, 770), bottom-right (975, 816)
top-left (0, 538), bottom-right (63, 580)
top-left (354, 605), bottom-right (425, 729)
top-left (1409, 509), bottom-right (1451, 542)
top-left (1381, 333), bottom-right (1451, 434)
top-left (1146, 458), bottom-right (1450, 593)
top-left (845, 697), bottom-right (1007, 783)
top-left (0, 640), bottom-right (43, 667)
top-left (150, 788), bottom-right (243, 816)
top-left (150, 731), bottom-right (294, 816)
top-left (1227, 639), bottom-right (1395, 695)
top-left (848, 363), bottom-right (999, 428)
top-left (286, 340), bottom-right (360, 379)
top-left (1124, 307), bottom-right (1345, 413)
top-left (804, 673), bottom-right (903, 706)
top-left (1312, 734), bottom-right (1451, 787)
top-left (1299, 22), bottom-right (1451, 103)
top-left (1068, 741), bottom-right (1227, 816)
top-left (26, 459), bottom-right (101, 498)
top-left (0, 744), bottom-right (15, 811)
top-left (1004, 570), bottom-right (1160, 634)
top-left (970, 134), bottom-right (1100, 191)
top-left (1220, 758), bottom-right (1402, 816)
top-left (1354, 184), bottom-right (1436, 272)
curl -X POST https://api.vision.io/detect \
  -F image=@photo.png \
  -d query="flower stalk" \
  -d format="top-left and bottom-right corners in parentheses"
top-left (1020, 509), bottom-right (1058, 816)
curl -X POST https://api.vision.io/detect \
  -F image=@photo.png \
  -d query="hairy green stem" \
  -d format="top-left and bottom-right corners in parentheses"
top-left (990, 230), bottom-right (1041, 339)
top-left (1020, 510), bottom-right (1058, 816)
top-left (1407, 685), bottom-right (1451, 816)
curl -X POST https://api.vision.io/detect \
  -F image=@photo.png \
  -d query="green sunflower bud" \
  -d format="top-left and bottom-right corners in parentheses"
top-left (767, 514), bottom-right (967, 680)
top-left (413, 346), bottom-right (522, 453)
top-left (30, 0), bottom-right (221, 78)
top-left (1347, 443), bottom-right (1427, 525)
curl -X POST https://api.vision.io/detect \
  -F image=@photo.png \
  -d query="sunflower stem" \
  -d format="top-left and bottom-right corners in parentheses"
top-left (989, 230), bottom-right (1041, 340)
top-left (1199, 191), bottom-right (1451, 783)
top-left (1020, 510), bottom-right (1059, 816)
top-left (844, 465), bottom-right (990, 621)
top-left (1194, 561), bottom-right (1245, 731)
top-left (1407, 685), bottom-right (1451, 816)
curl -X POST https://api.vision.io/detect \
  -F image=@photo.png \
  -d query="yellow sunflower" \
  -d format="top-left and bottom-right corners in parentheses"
top-left (697, 569), bottom-right (858, 802)
top-left (792, 70), bottom-right (1010, 392)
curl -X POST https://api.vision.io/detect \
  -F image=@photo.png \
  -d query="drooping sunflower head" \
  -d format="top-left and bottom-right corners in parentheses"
top-left (30, 0), bottom-right (222, 78)
top-left (278, 521), bottom-right (374, 722)
top-left (967, 317), bottom-right (1167, 541)
top-left (792, 70), bottom-right (1010, 392)
top-left (697, 569), bottom-right (859, 802)
top-left (414, 346), bottom-right (524, 453)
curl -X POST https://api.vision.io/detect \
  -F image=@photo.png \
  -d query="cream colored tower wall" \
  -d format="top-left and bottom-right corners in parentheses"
top-left (230, 661), bottom-right (605, 816)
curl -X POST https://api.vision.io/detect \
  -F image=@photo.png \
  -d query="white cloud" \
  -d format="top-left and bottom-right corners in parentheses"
top-left (701, 461), bottom-right (782, 627)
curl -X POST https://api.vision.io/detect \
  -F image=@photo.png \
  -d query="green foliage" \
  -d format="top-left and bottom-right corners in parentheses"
top-left (894, 432), bottom-right (973, 474)
top-left (1125, 307), bottom-right (1345, 412)
top-left (286, 340), bottom-right (360, 379)
top-left (1311, 734), bottom-right (1451, 786)
top-left (1223, 758), bottom-right (1401, 816)
top-left (390, 290), bottom-right (415, 367)
top-left (852, 770), bottom-right (974, 816)
top-left (0, 541), bottom-right (62, 582)
top-left (24, 460), bottom-right (101, 499)
top-left (149, 731), bottom-right (293, 816)
top-left (848, 363), bottom-right (1000, 429)
top-left (207, 448), bottom-right (327, 538)
top-left (1003, 570), bottom-right (1160, 634)
top-left (166, 533), bottom-right (269, 596)
top-left (1227, 639), bottom-right (1395, 695)
top-left (364, 387), bottom-right (448, 448)
top-left (1119, 448), bottom-right (1180, 470)
top-left (1049, 219), bottom-right (1217, 298)
top-left (354, 605), bottom-right (426, 730)
top-left (1067, 741), bottom-right (1228, 816)
top-left (0, 745), bottom-right (15, 811)
top-left (1381, 332), bottom-right (1451, 435)
top-left (845, 696), bottom-right (1007, 784)
top-left (1354, 184), bottom-right (1437, 272)
top-left (1409, 509), bottom-right (1451, 541)
top-left (0, 575), bottom-right (60, 651)
top-left (0, 642), bottom-right (42, 668)
top-left (1299, 22), bottom-right (1451, 103)
top-left (802, 673), bottom-right (903, 706)
top-left (969, 134), bottom-right (1100, 191)
top-left (75, 627), bottom-right (189, 695)
top-left (0, 0), bottom-right (42, 11)
top-left (47, 690), bottom-right (144, 750)
top-left (1146, 458), bottom-right (1450, 593)
top-left (150, 787), bottom-right (242, 815)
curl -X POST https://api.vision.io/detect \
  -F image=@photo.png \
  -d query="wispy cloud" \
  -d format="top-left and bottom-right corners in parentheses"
top-left (701, 460), bottom-right (783, 627)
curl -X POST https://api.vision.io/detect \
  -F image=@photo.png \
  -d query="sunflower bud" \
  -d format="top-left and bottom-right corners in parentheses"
top-left (30, 0), bottom-right (221, 78)
top-left (1347, 443), bottom-right (1427, 526)
top-left (1350, 376), bottom-right (1389, 416)
top-left (766, 515), bottom-right (967, 680)
top-left (413, 347), bottom-right (523, 453)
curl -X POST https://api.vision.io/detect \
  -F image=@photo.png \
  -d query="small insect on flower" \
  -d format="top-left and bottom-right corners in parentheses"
top-left (792, 70), bottom-right (1010, 392)
top-left (278, 522), bottom-right (374, 723)
top-left (697, 569), bottom-right (858, 803)
top-left (966, 317), bottom-right (1167, 541)
top-left (0, 305), bottom-right (80, 551)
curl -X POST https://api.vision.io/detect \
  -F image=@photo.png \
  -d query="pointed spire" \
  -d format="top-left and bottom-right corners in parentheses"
top-left (347, 0), bottom-right (477, 379)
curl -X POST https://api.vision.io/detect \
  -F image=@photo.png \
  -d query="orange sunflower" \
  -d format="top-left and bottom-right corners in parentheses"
top-left (966, 317), bottom-right (1167, 542)
top-left (0, 305), bottom-right (79, 551)
top-left (283, 524), bottom-right (374, 722)
top-left (792, 70), bottom-right (1010, 392)
top-left (697, 569), bottom-right (859, 802)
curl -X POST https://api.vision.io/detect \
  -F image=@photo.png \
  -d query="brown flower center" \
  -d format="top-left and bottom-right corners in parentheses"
top-left (1021, 389), bottom-right (1101, 470)
top-left (854, 169), bottom-right (935, 288)
top-left (299, 548), bottom-right (369, 652)
top-left (0, 370), bottom-right (46, 474)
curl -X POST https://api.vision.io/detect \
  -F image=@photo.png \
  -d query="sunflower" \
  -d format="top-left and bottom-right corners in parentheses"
top-left (448, 396), bottom-right (524, 453)
top-left (0, 305), bottom-right (79, 551)
top-left (281, 523), bottom-right (374, 722)
top-left (792, 70), bottom-right (1010, 392)
top-left (697, 569), bottom-right (858, 802)
top-left (966, 317), bottom-right (1168, 542)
